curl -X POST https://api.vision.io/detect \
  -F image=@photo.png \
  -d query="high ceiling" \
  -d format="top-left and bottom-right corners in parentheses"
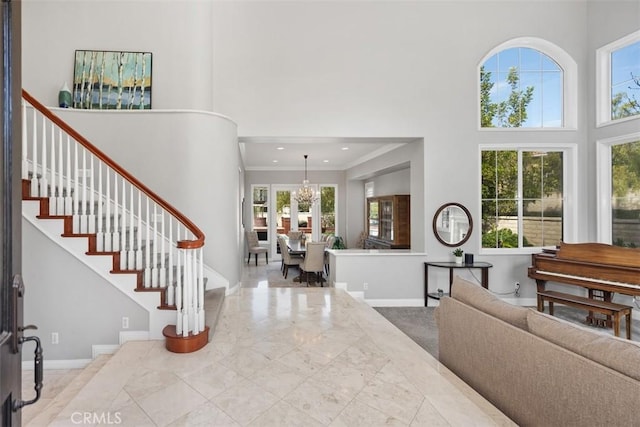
top-left (239, 136), bottom-right (418, 171)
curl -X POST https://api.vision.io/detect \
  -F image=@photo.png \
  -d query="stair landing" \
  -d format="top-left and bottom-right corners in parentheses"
top-left (23, 354), bottom-right (111, 426)
top-left (23, 288), bottom-right (226, 425)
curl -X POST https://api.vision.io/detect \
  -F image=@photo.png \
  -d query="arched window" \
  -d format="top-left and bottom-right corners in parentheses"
top-left (478, 38), bottom-right (578, 253)
top-left (479, 37), bottom-right (577, 129)
top-left (596, 30), bottom-right (640, 126)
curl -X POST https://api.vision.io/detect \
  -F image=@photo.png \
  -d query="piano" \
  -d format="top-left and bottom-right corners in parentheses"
top-left (529, 242), bottom-right (640, 325)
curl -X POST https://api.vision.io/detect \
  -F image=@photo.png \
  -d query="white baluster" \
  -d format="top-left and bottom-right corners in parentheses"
top-left (144, 198), bottom-right (151, 287)
top-left (79, 149), bottom-right (88, 233)
top-left (152, 204), bottom-right (159, 288)
top-left (167, 218), bottom-right (174, 306)
top-left (175, 245), bottom-right (183, 335)
top-left (39, 116), bottom-right (48, 198)
top-left (103, 168), bottom-right (111, 251)
top-left (96, 163), bottom-right (104, 252)
top-left (135, 191), bottom-right (143, 269)
top-left (48, 124), bottom-right (56, 215)
top-left (73, 143), bottom-right (79, 232)
top-left (112, 172), bottom-right (120, 252)
top-left (119, 176), bottom-right (128, 269)
top-left (199, 248), bottom-right (205, 331)
top-left (120, 176), bottom-right (128, 269)
top-left (87, 156), bottom-right (96, 234)
top-left (183, 250), bottom-right (191, 337)
top-left (126, 185), bottom-right (136, 269)
top-left (21, 101), bottom-right (28, 180)
top-left (64, 136), bottom-right (72, 216)
top-left (159, 211), bottom-right (166, 288)
top-left (30, 108), bottom-right (38, 197)
top-left (192, 251), bottom-right (200, 335)
top-left (56, 129), bottom-right (65, 215)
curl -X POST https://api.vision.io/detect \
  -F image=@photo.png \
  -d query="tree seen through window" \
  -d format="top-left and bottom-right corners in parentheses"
top-left (481, 47), bottom-right (562, 128)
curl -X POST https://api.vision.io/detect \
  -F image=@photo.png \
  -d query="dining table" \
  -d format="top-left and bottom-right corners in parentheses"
top-left (286, 238), bottom-right (306, 255)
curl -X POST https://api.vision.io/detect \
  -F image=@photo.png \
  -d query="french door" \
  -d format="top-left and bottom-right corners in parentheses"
top-left (1, 1), bottom-right (32, 425)
top-left (270, 185), bottom-right (319, 257)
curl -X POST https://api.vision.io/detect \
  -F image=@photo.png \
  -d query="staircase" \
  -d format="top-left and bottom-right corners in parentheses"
top-left (21, 90), bottom-right (210, 353)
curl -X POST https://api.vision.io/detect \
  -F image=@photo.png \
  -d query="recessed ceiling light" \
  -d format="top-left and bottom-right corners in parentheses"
top-left (342, 147), bottom-right (349, 150)
top-left (272, 160), bottom-right (278, 163)
top-left (276, 147), bottom-right (284, 150)
top-left (323, 160), bottom-right (329, 163)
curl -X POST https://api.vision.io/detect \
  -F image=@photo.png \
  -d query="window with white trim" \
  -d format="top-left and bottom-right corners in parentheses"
top-left (481, 147), bottom-right (575, 251)
top-left (597, 134), bottom-right (640, 247)
top-left (596, 30), bottom-right (640, 126)
top-left (479, 37), bottom-right (577, 129)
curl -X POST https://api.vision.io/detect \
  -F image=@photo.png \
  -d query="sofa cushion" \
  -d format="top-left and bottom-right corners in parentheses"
top-left (527, 310), bottom-right (640, 381)
top-left (450, 276), bottom-right (528, 330)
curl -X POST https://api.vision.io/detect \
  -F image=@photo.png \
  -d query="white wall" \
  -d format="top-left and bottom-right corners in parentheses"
top-left (21, 1), bottom-right (640, 305)
top-left (55, 108), bottom-right (241, 290)
top-left (22, 0), bottom-right (214, 111)
top-left (367, 168), bottom-right (410, 197)
top-left (330, 250), bottom-right (428, 306)
top-left (210, 1), bottom-right (634, 298)
top-left (22, 220), bottom-right (148, 361)
top-left (586, 1), bottom-right (640, 240)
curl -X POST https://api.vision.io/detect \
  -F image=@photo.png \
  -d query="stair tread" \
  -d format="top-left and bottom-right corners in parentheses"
top-left (204, 287), bottom-right (226, 342)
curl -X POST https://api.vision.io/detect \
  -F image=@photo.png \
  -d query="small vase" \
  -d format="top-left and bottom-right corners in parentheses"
top-left (455, 256), bottom-right (463, 265)
top-left (58, 82), bottom-right (72, 108)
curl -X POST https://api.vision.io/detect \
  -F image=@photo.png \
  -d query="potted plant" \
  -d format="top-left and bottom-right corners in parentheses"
top-left (452, 248), bottom-right (464, 265)
top-left (332, 236), bottom-right (346, 249)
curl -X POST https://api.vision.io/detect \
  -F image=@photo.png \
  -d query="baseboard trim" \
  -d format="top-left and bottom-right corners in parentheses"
top-left (365, 298), bottom-right (424, 307)
top-left (119, 330), bottom-right (150, 344)
top-left (23, 358), bottom-right (92, 370)
top-left (334, 282), bottom-right (347, 291)
top-left (347, 291), bottom-right (364, 300)
top-left (92, 344), bottom-right (120, 359)
top-left (227, 281), bottom-right (241, 295)
top-left (502, 297), bottom-right (537, 306)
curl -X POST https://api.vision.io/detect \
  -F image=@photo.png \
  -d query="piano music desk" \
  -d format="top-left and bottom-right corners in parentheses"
top-left (537, 290), bottom-right (632, 339)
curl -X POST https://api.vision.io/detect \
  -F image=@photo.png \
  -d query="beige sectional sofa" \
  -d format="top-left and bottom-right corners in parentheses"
top-left (434, 276), bottom-right (640, 427)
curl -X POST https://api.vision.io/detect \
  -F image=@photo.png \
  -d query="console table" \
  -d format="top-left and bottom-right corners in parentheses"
top-left (424, 261), bottom-right (493, 306)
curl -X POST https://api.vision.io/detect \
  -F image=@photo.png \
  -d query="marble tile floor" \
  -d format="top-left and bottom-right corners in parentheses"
top-left (25, 262), bottom-right (514, 426)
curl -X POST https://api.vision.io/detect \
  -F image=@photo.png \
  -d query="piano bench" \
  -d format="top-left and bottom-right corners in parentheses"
top-left (537, 290), bottom-right (633, 340)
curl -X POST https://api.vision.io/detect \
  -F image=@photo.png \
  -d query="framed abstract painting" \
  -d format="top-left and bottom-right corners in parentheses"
top-left (73, 50), bottom-right (152, 110)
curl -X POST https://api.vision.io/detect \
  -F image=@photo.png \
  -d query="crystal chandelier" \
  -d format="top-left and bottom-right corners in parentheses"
top-left (293, 154), bottom-right (319, 205)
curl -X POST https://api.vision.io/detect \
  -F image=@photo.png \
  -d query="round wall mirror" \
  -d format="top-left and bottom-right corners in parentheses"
top-left (432, 202), bottom-right (473, 247)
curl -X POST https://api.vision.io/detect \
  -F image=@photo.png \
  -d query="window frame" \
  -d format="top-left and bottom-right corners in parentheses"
top-left (478, 143), bottom-right (578, 255)
top-left (319, 184), bottom-right (338, 238)
top-left (478, 37), bottom-right (577, 130)
top-left (596, 132), bottom-right (640, 243)
top-left (596, 30), bottom-right (640, 127)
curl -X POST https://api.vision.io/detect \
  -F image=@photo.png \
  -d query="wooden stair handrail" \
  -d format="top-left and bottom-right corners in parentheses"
top-left (22, 89), bottom-right (204, 249)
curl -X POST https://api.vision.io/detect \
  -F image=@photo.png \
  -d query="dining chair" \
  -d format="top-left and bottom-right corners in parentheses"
top-left (300, 242), bottom-right (326, 286)
top-left (278, 235), bottom-right (303, 279)
top-left (287, 231), bottom-right (303, 240)
top-left (245, 230), bottom-right (268, 265)
top-left (324, 235), bottom-right (336, 275)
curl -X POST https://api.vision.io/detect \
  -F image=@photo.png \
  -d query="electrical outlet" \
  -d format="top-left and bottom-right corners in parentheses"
top-left (51, 332), bottom-right (59, 345)
top-left (363, 282), bottom-right (368, 290)
top-left (122, 317), bottom-right (129, 329)
top-left (514, 282), bottom-right (521, 297)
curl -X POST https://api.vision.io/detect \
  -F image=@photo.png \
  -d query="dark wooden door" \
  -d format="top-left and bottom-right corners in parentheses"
top-left (0, 1), bottom-right (24, 425)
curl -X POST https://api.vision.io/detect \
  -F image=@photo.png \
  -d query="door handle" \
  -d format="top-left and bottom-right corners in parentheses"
top-left (10, 275), bottom-right (44, 411)
top-left (13, 334), bottom-right (43, 411)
